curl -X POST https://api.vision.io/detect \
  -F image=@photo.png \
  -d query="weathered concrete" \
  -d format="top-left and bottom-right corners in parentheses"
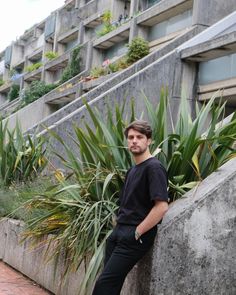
top-left (181, 30), bottom-right (236, 62)
top-left (0, 218), bottom-right (7, 260)
top-left (121, 157), bottom-right (236, 295)
top-left (192, 0), bottom-right (236, 27)
top-left (0, 218), bottom-right (85, 295)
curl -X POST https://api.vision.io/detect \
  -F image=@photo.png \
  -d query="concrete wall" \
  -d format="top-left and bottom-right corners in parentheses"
top-left (0, 218), bottom-right (85, 295)
top-left (192, 0), bottom-right (236, 27)
top-left (121, 157), bottom-right (236, 295)
top-left (0, 157), bottom-right (235, 295)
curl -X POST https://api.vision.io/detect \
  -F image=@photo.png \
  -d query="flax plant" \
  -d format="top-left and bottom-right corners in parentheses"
top-left (0, 120), bottom-right (47, 186)
top-left (22, 91), bottom-right (236, 294)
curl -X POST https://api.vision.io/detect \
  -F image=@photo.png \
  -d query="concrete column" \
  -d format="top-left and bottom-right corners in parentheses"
top-left (111, 0), bottom-right (125, 22)
top-left (181, 60), bottom-right (198, 101)
top-left (192, 0), bottom-right (236, 27)
top-left (130, 0), bottom-right (139, 17)
top-left (86, 41), bottom-right (95, 69)
top-left (78, 21), bottom-right (84, 44)
top-left (129, 17), bottom-right (138, 43)
top-left (53, 11), bottom-right (60, 52)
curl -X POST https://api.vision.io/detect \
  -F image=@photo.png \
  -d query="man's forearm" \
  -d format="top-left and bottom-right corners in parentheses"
top-left (136, 201), bottom-right (168, 237)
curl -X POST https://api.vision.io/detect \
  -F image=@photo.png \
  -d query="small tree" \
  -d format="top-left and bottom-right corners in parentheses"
top-left (60, 46), bottom-right (81, 83)
top-left (7, 84), bottom-right (20, 101)
top-left (127, 37), bottom-right (150, 63)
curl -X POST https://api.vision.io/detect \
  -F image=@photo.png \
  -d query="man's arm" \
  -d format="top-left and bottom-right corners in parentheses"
top-left (135, 200), bottom-right (168, 239)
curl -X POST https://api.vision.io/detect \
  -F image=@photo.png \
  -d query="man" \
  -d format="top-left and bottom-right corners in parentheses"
top-left (92, 120), bottom-right (169, 295)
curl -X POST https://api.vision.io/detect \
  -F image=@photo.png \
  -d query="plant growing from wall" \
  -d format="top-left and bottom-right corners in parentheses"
top-left (44, 51), bottom-right (59, 60)
top-left (22, 92), bottom-right (236, 294)
top-left (96, 10), bottom-right (116, 37)
top-left (22, 80), bottom-right (57, 105)
top-left (126, 37), bottom-right (150, 63)
top-left (7, 84), bottom-right (20, 101)
top-left (90, 66), bottom-right (107, 78)
top-left (25, 62), bottom-right (43, 73)
top-left (60, 46), bottom-right (81, 83)
top-left (0, 120), bottom-right (47, 186)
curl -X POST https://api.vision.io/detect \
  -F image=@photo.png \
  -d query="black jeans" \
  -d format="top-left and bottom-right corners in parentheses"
top-left (92, 224), bottom-right (157, 295)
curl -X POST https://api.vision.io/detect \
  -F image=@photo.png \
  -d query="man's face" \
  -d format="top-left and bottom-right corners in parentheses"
top-left (127, 128), bottom-right (151, 155)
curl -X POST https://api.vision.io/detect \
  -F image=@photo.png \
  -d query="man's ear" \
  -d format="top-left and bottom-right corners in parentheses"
top-left (147, 138), bottom-right (152, 146)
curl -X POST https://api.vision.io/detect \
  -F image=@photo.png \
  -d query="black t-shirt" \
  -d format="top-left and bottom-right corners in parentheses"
top-left (117, 157), bottom-right (168, 225)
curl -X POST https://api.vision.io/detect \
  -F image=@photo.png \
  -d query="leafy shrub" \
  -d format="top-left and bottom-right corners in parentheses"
top-left (60, 46), bottom-right (81, 83)
top-left (127, 37), bottom-right (149, 63)
top-left (22, 81), bottom-right (57, 105)
top-left (90, 66), bottom-right (107, 78)
top-left (96, 10), bottom-right (116, 37)
top-left (7, 84), bottom-right (20, 101)
top-left (44, 51), bottom-right (59, 60)
top-left (0, 120), bottom-right (47, 186)
top-left (25, 62), bottom-right (43, 72)
top-left (108, 62), bottom-right (120, 73)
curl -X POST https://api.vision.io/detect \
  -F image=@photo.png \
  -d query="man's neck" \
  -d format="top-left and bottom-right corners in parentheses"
top-left (133, 151), bottom-right (152, 165)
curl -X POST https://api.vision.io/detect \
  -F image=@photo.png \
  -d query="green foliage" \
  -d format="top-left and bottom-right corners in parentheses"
top-left (7, 84), bottom-right (20, 101)
top-left (0, 79), bottom-right (4, 87)
top-left (102, 10), bottom-right (112, 23)
top-left (96, 24), bottom-right (115, 37)
top-left (127, 37), bottom-right (150, 63)
top-left (25, 62), bottom-right (43, 73)
top-left (90, 58), bottom-right (129, 79)
top-left (22, 81), bottom-right (57, 105)
top-left (60, 46), bottom-right (81, 83)
top-left (108, 62), bottom-right (120, 73)
top-left (21, 93), bottom-right (236, 294)
top-left (90, 66), bottom-right (107, 78)
top-left (0, 121), bottom-right (47, 186)
top-left (96, 10), bottom-right (116, 37)
top-left (44, 51), bottom-right (59, 60)
top-left (0, 177), bottom-right (51, 219)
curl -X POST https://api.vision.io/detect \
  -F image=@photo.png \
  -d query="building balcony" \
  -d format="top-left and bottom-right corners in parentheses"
top-left (57, 27), bottom-right (79, 44)
top-left (28, 47), bottom-right (43, 62)
top-left (0, 81), bottom-right (12, 94)
top-left (78, 0), bottom-right (97, 20)
top-left (44, 51), bottom-right (70, 72)
top-left (83, 11), bottom-right (104, 28)
top-left (181, 31), bottom-right (236, 62)
top-left (93, 22), bottom-right (130, 49)
top-left (137, 0), bottom-right (193, 26)
top-left (24, 67), bottom-right (42, 82)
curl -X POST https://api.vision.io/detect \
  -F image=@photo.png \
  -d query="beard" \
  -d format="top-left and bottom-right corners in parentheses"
top-left (129, 145), bottom-right (147, 155)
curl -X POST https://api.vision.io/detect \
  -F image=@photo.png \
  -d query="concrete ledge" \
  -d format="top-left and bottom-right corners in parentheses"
top-left (0, 218), bottom-right (85, 295)
top-left (137, 0), bottom-right (193, 26)
top-left (181, 30), bottom-right (236, 61)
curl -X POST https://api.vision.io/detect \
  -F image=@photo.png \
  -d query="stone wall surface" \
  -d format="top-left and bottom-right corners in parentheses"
top-left (0, 219), bottom-right (85, 295)
top-left (121, 157), bottom-right (236, 295)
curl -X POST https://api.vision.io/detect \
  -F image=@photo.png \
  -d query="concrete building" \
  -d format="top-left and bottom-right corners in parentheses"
top-left (0, 0), bottom-right (235, 135)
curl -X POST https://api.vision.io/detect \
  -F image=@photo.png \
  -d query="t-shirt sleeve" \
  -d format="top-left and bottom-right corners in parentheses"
top-left (148, 163), bottom-right (168, 202)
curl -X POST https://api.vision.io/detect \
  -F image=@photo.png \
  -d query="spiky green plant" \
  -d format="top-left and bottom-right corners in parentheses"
top-left (22, 91), bottom-right (236, 294)
top-left (0, 120), bottom-right (47, 186)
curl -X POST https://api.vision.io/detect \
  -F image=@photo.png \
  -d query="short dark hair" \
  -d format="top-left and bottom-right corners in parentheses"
top-left (124, 120), bottom-right (152, 139)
